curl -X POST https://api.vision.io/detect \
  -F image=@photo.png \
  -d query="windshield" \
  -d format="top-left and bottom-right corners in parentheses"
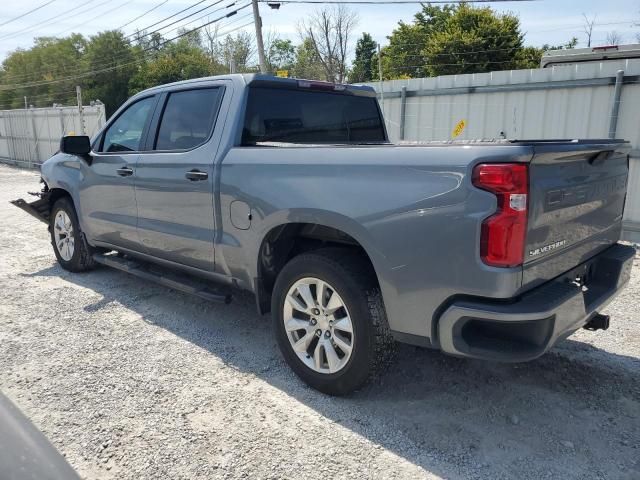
top-left (242, 87), bottom-right (386, 145)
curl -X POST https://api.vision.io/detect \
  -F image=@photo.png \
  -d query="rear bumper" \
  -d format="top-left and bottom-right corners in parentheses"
top-left (437, 243), bottom-right (635, 362)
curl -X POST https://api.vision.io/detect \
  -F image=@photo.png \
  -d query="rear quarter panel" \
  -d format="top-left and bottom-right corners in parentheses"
top-left (217, 144), bottom-right (533, 341)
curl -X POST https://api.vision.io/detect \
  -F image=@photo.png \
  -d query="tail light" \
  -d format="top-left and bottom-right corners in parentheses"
top-left (472, 163), bottom-right (529, 267)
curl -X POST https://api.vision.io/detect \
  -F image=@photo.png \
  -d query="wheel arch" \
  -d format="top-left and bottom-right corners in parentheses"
top-left (48, 187), bottom-right (72, 206)
top-left (254, 220), bottom-right (386, 315)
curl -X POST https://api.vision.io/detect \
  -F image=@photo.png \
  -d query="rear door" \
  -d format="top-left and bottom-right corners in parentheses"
top-left (523, 141), bottom-right (630, 287)
top-left (80, 94), bottom-right (157, 251)
top-left (134, 85), bottom-right (225, 271)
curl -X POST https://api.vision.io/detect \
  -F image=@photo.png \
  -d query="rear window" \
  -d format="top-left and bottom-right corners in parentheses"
top-left (242, 87), bottom-right (386, 145)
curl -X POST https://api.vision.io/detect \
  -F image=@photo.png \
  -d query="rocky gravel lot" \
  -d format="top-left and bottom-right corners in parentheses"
top-left (0, 164), bottom-right (638, 480)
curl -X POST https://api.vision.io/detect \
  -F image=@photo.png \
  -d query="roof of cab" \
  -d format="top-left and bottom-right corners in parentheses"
top-left (132, 73), bottom-right (377, 99)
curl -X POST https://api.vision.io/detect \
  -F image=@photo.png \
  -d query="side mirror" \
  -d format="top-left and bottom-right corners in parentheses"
top-left (60, 135), bottom-right (91, 157)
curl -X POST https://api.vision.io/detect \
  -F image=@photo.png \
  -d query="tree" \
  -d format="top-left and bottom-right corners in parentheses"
top-left (132, 31), bottom-right (164, 51)
top-left (582, 14), bottom-right (596, 47)
top-left (212, 32), bottom-right (257, 73)
top-left (0, 35), bottom-right (87, 108)
top-left (541, 37), bottom-right (578, 51)
top-left (606, 31), bottom-right (623, 45)
top-left (421, 4), bottom-right (526, 76)
top-left (513, 46), bottom-right (544, 69)
top-left (267, 38), bottom-right (296, 72)
top-left (513, 37), bottom-right (578, 70)
top-left (129, 36), bottom-right (214, 93)
top-left (383, 5), bottom-right (454, 79)
top-left (350, 32), bottom-right (376, 82)
top-left (299, 5), bottom-right (358, 82)
top-left (291, 37), bottom-right (325, 80)
top-left (83, 31), bottom-right (137, 115)
top-left (380, 4), bottom-right (575, 78)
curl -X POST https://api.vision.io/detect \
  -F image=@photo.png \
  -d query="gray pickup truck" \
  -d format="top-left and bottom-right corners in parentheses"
top-left (13, 74), bottom-right (635, 395)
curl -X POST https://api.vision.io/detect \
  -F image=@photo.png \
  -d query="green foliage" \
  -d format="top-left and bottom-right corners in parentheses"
top-left (268, 39), bottom-right (296, 72)
top-left (129, 36), bottom-right (216, 94)
top-left (542, 37), bottom-right (579, 51)
top-left (0, 5), bottom-right (579, 111)
top-left (0, 34), bottom-right (86, 109)
top-left (513, 46), bottom-right (543, 69)
top-left (291, 38), bottom-right (325, 80)
top-left (381, 4), bottom-right (574, 79)
top-left (421, 4), bottom-right (524, 76)
top-left (382, 5), bottom-right (454, 79)
top-left (214, 32), bottom-right (257, 73)
top-left (350, 33), bottom-right (376, 82)
top-left (513, 37), bottom-right (579, 70)
top-left (84, 31), bottom-right (137, 115)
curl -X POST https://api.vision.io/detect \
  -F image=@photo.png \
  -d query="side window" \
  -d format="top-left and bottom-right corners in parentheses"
top-left (100, 96), bottom-right (155, 153)
top-left (154, 88), bottom-right (221, 151)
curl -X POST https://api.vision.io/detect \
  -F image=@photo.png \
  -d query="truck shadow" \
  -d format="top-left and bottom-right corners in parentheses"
top-left (24, 264), bottom-right (640, 479)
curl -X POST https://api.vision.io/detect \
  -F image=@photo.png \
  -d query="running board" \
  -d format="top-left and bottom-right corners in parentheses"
top-left (10, 197), bottom-right (50, 224)
top-left (92, 253), bottom-right (232, 304)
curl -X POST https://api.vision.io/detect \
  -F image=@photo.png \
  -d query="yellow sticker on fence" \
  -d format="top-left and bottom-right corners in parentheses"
top-left (452, 119), bottom-right (466, 138)
top-left (276, 70), bottom-right (289, 78)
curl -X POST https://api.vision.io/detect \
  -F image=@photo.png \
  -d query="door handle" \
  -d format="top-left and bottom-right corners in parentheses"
top-left (185, 169), bottom-right (208, 181)
top-left (116, 166), bottom-right (133, 177)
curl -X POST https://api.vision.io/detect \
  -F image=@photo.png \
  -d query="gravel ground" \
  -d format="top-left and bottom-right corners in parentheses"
top-left (0, 163), bottom-right (638, 480)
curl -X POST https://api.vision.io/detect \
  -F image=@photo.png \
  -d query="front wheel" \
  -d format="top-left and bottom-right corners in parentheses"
top-left (272, 248), bottom-right (394, 395)
top-left (50, 197), bottom-right (96, 272)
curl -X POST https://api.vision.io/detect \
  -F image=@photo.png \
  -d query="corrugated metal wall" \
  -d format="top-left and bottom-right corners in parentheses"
top-left (0, 104), bottom-right (106, 168)
top-left (365, 59), bottom-right (640, 242)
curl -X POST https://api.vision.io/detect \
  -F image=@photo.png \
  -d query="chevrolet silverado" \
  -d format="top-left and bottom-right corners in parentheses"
top-left (12, 74), bottom-right (635, 395)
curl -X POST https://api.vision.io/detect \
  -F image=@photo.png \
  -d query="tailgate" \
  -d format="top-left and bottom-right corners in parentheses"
top-left (522, 140), bottom-right (630, 288)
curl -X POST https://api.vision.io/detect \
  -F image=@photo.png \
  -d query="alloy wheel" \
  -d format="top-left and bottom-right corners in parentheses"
top-left (283, 277), bottom-right (354, 374)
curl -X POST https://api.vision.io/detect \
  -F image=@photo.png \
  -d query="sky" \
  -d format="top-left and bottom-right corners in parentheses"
top-left (0, 0), bottom-right (639, 62)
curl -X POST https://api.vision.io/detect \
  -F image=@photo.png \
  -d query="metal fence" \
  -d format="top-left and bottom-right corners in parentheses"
top-left (365, 59), bottom-right (640, 243)
top-left (0, 104), bottom-right (106, 168)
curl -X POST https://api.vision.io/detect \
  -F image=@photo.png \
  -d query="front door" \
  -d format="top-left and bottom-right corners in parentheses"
top-left (134, 86), bottom-right (224, 271)
top-left (80, 95), bottom-right (157, 251)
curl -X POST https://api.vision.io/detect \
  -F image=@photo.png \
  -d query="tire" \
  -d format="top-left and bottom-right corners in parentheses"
top-left (272, 248), bottom-right (395, 395)
top-left (50, 197), bottom-right (96, 272)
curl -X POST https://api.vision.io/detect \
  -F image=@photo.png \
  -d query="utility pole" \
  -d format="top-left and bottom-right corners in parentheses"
top-left (24, 96), bottom-right (28, 109)
top-left (76, 85), bottom-right (85, 135)
top-left (251, 0), bottom-right (267, 73)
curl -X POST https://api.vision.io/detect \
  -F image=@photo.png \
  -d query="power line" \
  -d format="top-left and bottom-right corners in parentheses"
top-left (53, 0), bottom-right (134, 37)
top-left (124, 0), bottom-right (213, 38)
top-left (0, 0), bottom-right (57, 28)
top-left (144, 1), bottom-right (244, 40)
top-left (116, 0), bottom-right (170, 31)
top-left (1, 2), bottom-right (249, 84)
top-left (0, 3), bottom-right (253, 91)
top-left (0, 89), bottom-right (78, 109)
top-left (127, 3), bottom-right (252, 53)
top-left (390, 47), bottom-right (522, 57)
top-left (125, 0), bottom-right (227, 40)
top-left (0, 20), bottom-right (602, 85)
top-left (258, 0), bottom-right (535, 3)
top-left (530, 20), bottom-right (637, 34)
top-left (0, 0), bottom-right (106, 41)
top-left (160, 10), bottom-right (253, 42)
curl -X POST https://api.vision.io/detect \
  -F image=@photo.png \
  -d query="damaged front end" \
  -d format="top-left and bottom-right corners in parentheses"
top-left (10, 179), bottom-right (51, 224)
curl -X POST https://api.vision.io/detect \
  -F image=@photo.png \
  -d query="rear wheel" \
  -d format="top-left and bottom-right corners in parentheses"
top-left (272, 248), bottom-right (394, 395)
top-left (50, 197), bottom-right (96, 272)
